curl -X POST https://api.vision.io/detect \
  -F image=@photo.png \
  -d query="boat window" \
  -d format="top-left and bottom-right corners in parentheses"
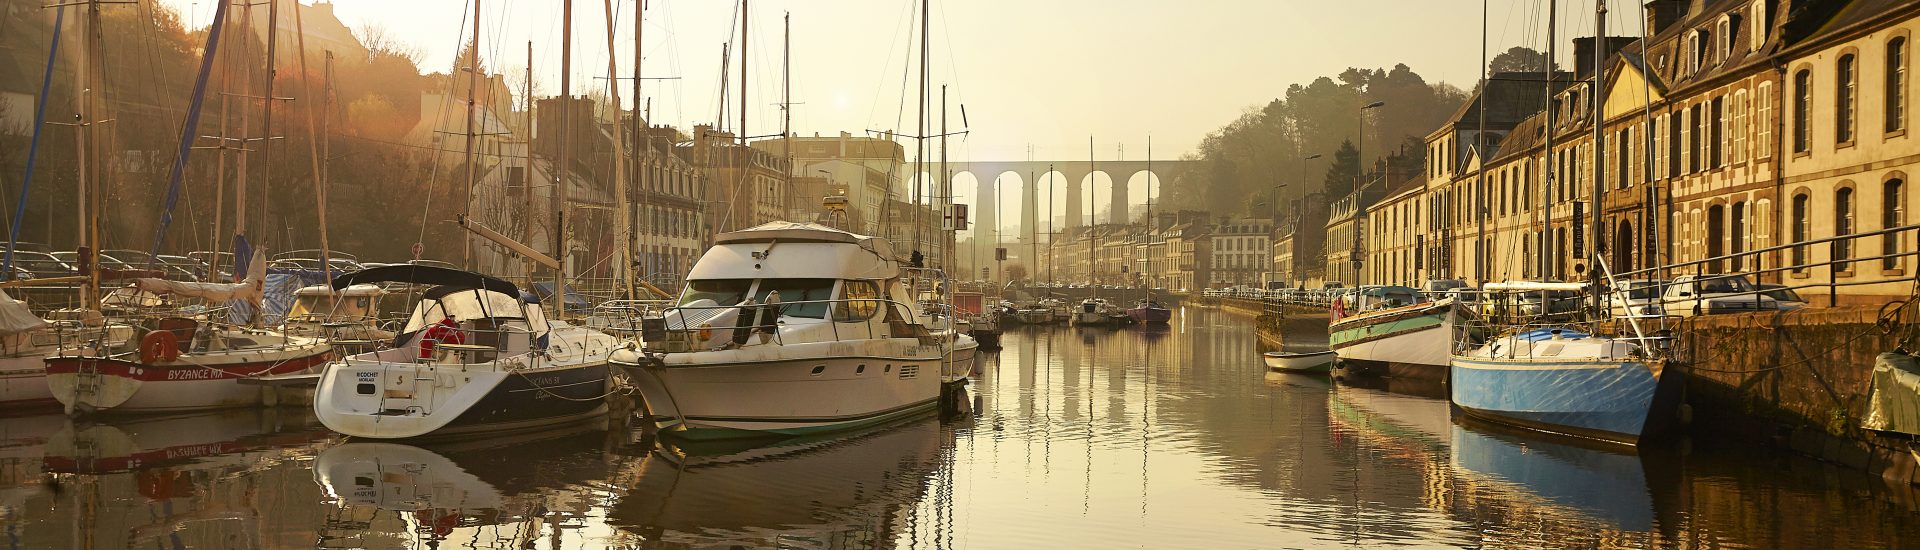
top-left (679, 279), bottom-right (752, 307)
top-left (754, 278), bottom-right (835, 319)
top-left (836, 280), bottom-right (882, 321)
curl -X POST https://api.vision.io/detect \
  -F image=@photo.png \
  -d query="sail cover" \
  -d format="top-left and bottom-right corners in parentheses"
top-left (0, 291), bottom-right (47, 337)
top-left (131, 248), bottom-right (268, 305)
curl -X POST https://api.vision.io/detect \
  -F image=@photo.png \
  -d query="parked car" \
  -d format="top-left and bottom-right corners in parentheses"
top-left (1755, 283), bottom-right (1809, 311)
top-left (1661, 274), bottom-right (1778, 316)
top-left (1604, 279), bottom-right (1668, 319)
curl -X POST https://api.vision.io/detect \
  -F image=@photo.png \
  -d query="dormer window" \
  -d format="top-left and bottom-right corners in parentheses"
top-left (1750, 0), bottom-right (1769, 49)
top-left (1718, 15), bottom-right (1738, 59)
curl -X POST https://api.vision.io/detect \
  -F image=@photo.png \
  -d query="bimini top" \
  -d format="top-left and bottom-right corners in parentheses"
top-left (1483, 281), bottom-right (1589, 292)
top-left (331, 264), bottom-right (518, 296)
top-left (692, 221), bottom-right (898, 280)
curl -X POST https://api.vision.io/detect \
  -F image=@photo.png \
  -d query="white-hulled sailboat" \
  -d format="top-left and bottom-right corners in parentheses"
top-left (311, 265), bottom-right (619, 439)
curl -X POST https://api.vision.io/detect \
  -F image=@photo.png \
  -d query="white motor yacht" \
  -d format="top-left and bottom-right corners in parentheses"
top-left (611, 222), bottom-right (969, 440)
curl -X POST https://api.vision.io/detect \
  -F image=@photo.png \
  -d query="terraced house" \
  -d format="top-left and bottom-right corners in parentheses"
top-left (1361, 0), bottom-right (1919, 306)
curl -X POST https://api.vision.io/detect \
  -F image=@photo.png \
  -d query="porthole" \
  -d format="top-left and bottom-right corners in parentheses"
top-left (810, 365), bottom-right (826, 375)
top-left (856, 364), bottom-right (866, 374)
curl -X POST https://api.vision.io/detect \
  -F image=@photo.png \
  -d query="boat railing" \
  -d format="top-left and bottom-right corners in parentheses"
top-left (629, 297), bottom-right (930, 353)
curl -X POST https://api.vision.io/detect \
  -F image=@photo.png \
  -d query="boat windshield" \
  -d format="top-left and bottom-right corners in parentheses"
top-left (680, 279), bottom-right (751, 307)
top-left (754, 278), bottom-right (835, 319)
top-left (404, 289), bottom-right (528, 333)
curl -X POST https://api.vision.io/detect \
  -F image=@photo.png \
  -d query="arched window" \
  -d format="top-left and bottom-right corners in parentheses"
top-left (1794, 69), bottom-right (1813, 153)
top-left (1891, 37), bottom-right (1909, 134)
top-left (1838, 54), bottom-right (1858, 143)
top-left (1791, 192), bottom-right (1810, 271)
top-left (1887, 178), bottom-right (1906, 270)
top-left (1836, 187), bottom-right (1856, 273)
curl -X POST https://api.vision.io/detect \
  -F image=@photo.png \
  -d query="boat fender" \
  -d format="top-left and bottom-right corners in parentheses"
top-left (140, 331), bottom-right (181, 363)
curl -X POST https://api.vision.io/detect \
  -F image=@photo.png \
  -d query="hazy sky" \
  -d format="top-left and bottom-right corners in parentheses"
top-left (156, 0), bottom-right (1647, 235)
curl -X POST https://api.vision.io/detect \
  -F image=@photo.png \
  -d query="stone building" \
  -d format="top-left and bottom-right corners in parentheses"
top-left (1211, 218), bottom-right (1272, 288)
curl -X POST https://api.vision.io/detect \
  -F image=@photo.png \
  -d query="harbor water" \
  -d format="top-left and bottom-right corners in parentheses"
top-left (3, 307), bottom-right (1918, 548)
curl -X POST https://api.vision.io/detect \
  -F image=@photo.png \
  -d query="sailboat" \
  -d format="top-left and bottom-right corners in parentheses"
top-left (1448, 1), bottom-right (1676, 446)
top-left (1127, 138), bottom-right (1171, 324)
top-left (46, 1), bottom-right (337, 416)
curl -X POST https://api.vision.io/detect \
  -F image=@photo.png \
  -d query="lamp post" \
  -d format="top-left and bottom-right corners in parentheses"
top-left (1354, 101), bottom-right (1385, 285)
top-left (1274, 153), bottom-right (1324, 288)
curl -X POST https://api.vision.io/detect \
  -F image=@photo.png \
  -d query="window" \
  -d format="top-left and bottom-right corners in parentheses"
top-left (1711, 97), bottom-right (1726, 167)
top-left (1838, 54), bottom-right (1858, 144)
top-left (1707, 205), bottom-right (1726, 274)
top-left (1687, 104), bottom-right (1701, 173)
top-left (1758, 82), bottom-right (1774, 158)
top-left (834, 280), bottom-right (882, 321)
top-left (1886, 179), bottom-right (1906, 270)
top-left (1836, 187), bottom-right (1856, 272)
top-left (1794, 70), bottom-right (1813, 153)
top-left (1717, 17), bottom-right (1734, 61)
top-left (1751, 0), bottom-right (1768, 48)
top-left (1732, 91), bottom-right (1749, 164)
top-left (1731, 201), bottom-right (1748, 271)
top-left (1792, 193), bottom-right (1810, 270)
top-left (1890, 37), bottom-right (1909, 133)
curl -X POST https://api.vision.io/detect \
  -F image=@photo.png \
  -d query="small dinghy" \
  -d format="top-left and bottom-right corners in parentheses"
top-left (1263, 350), bottom-right (1336, 373)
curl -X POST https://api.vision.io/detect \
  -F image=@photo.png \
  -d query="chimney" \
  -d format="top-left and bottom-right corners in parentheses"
top-left (1645, 0), bottom-right (1685, 37)
top-left (1572, 35), bottom-right (1639, 81)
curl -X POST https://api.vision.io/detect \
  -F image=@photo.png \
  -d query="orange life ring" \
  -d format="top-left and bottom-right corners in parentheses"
top-left (140, 330), bottom-right (181, 364)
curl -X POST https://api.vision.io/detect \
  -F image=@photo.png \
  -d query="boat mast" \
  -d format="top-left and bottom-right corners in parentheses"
top-left (941, 84), bottom-right (948, 270)
top-left (1048, 164), bottom-right (1054, 284)
top-left (1088, 136), bottom-right (1094, 287)
top-left (462, 0), bottom-right (480, 270)
top-left (914, 0), bottom-right (928, 260)
top-left (1145, 136), bottom-right (1152, 304)
top-left (525, 41), bottom-right (536, 280)
top-left (1588, 0), bottom-right (1606, 313)
top-left (634, 0), bottom-right (647, 284)
top-left (296, 0), bottom-right (333, 281)
top-left (602, 0), bottom-right (632, 301)
top-left (258, 0), bottom-right (280, 254)
top-left (555, 0), bottom-right (572, 314)
top-left (1540, 0), bottom-right (1556, 281)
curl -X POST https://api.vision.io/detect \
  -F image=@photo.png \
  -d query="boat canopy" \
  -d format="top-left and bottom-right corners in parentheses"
top-left (691, 223), bottom-right (898, 281)
top-left (403, 286), bottom-right (545, 334)
top-left (331, 264), bottom-right (518, 297)
top-left (1483, 281), bottom-right (1589, 292)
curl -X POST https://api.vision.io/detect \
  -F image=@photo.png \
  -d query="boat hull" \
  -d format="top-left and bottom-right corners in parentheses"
top-left (1450, 356), bottom-right (1674, 445)
top-left (1127, 306), bottom-right (1172, 324)
top-left (1329, 304), bottom-right (1451, 380)
top-left (0, 354), bottom-right (54, 409)
top-left (1264, 351), bottom-right (1336, 373)
top-left (45, 345), bottom-right (332, 415)
top-left (315, 357), bottom-right (611, 439)
top-left (617, 343), bottom-right (944, 440)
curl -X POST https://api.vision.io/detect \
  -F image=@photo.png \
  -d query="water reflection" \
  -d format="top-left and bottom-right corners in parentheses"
top-left (0, 308), bottom-right (1916, 548)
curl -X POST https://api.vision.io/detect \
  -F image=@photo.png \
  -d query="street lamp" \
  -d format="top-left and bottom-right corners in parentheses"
top-left (1354, 101), bottom-right (1385, 286)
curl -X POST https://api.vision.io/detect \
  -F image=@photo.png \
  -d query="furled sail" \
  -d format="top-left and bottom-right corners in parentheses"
top-left (130, 249), bottom-right (268, 305)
